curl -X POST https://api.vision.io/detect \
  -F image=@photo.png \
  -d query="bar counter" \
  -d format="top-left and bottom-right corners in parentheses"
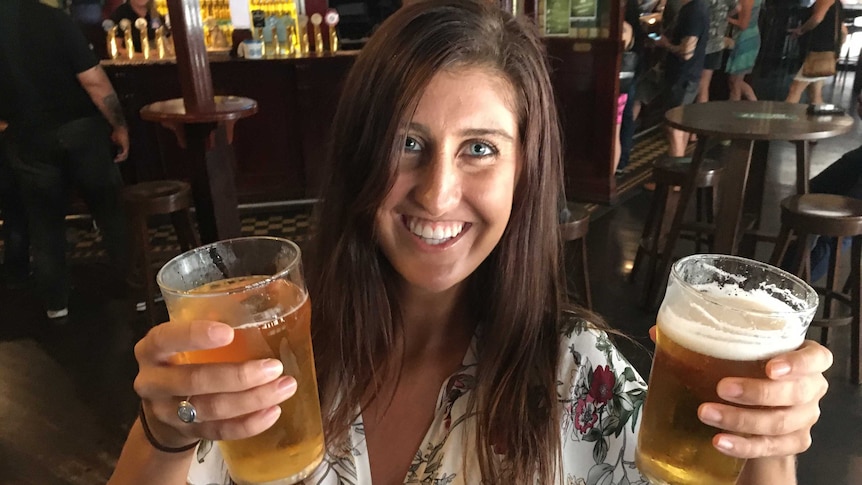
top-left (104, 52), bottom-right (357, 205)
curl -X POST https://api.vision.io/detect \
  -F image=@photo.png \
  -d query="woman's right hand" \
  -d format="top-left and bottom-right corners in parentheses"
top-left (133, 320), bottom-right (297, 448)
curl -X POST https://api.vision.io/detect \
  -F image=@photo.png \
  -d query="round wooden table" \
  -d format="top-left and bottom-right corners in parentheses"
top-left (651, 101), bottom-right (853, 305)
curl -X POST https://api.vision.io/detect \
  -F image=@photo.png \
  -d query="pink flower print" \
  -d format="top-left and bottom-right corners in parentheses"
top-left (589, 365), bottom-right (616, 405)
top-left (575, 398), bottom-right (598, 433)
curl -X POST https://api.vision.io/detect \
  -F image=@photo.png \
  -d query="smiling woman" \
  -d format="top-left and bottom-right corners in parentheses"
top-left (109, 1), bottom-right (834, 484)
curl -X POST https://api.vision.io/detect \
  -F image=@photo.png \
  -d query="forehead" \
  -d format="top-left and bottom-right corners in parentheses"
top-left (410, 67), bottom-right (518, 129)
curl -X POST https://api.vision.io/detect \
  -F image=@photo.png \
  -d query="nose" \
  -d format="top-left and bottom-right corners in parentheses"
top-left (414, 153), bottom-right (461, 217)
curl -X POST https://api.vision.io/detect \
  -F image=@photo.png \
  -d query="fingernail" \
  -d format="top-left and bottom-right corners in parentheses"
top-left (769, 360), bottom-right (791, 378)
top-left (700, 406), bottom-right (722, 425)
top-left (261, 359), bottom-right (284, 377)
top-left (277, 376), bottom-right (297, 393)
top-left (719, 382), bottom-right (744, 399)
top-left (264, 405), bottom-right (282, 421)
top-left (208, 324), bottom-right (233, 344)
top-left (715, 436), bottom-right (734, 451)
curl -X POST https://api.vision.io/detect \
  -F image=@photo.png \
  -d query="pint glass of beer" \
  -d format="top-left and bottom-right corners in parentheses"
top-left (635, 254), bottom-right (817, 485)
top-left (157, 237), bottom-right (324, 485)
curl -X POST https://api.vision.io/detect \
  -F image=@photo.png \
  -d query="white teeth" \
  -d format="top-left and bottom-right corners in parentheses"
top-left (406, 217), bottom-right (465, 243)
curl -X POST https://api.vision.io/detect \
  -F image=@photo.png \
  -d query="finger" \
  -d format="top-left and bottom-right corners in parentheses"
top-left (177, 376), bottom-right (297, 422)
top-left (764, 340), bottom-right (833, 380)
top-left (196, 406), bottom-right (283, 442)
top-left (711, 429), bottom-right (813, 459)
top-left (716, 373), bottom-right (828, 406)
top-left (698, 401), bottom-right (820, 436)
top-left (134, 320), bottom-right (234, 365)
top-left (135, 358), bottom-right (285, 398)
top-left (649, 326), bottom-right (657, 343)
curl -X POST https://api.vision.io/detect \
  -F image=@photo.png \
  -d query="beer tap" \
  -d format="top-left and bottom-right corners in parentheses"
top-left (135, 18), bottom-right (150, 59)
top-left (310, 13), bottom-right (323, 54)
top-left (155, 26), bottom-right (166, 58)
top-left (297, 15), bottom-right (309, 56)
top-left (118, 19), bottom-right (134, 59)
top-left (324, 9), bottom-right (339, 53)
top-left (102, 19), bottom-right (119, 59)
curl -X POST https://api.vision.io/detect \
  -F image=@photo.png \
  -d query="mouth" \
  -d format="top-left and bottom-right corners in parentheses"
top-left (402, 215), bottom-right (470, 246)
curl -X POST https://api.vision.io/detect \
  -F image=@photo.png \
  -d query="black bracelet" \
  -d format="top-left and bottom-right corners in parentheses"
top-left (139, 402), bottom-right (200, 454)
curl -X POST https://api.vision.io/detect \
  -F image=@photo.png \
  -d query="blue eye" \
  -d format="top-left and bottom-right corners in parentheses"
top-left (467, 142), bottom-right (495, 157)
top-left (404, 136), bottom-right (421, 152)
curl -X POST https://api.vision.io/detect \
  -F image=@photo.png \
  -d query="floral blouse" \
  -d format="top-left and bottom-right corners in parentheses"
top-left (187, 317), bottom-right (649, 485)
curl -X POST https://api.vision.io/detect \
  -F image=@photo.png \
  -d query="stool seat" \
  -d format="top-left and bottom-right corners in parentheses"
top-left (122, 180), bottom-right (199, 325)
top-left (122, 180), bottom-right (194, 216)
top-left (560, 202), bottom-right (590, 241)
top-left (781, 194), bottom-right (862, 237)
top-left (653, 156), bottom-right (724, 188)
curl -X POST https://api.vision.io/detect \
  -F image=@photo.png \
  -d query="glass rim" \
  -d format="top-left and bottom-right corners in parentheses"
top-left (156, 236), bottom-right (301, 298)
top-left (670, 254), bottom-right (819, 317)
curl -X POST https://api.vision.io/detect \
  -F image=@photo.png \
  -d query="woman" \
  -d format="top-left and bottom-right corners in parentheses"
top-left (110, 0), bottom-right (163, 54)
top-left (785, 0), bottom-right (842, 104)
top-left (108, 1), bottom-right (832, 484)
top-left (725, 0), bottom-right (762, 100)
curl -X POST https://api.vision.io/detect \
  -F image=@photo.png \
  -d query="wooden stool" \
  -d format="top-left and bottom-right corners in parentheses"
top-left (561, 201), bottom-right (592, 310)
top-left (769, 194), bottom-right (862, 384)
top-left (629, 156), bottom-right (724, 306)
top-left (122, 180), bottom-right (200, 325)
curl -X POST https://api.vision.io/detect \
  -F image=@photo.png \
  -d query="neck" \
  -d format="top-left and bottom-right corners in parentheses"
top-left (395, 281), bottom-right (475, 361)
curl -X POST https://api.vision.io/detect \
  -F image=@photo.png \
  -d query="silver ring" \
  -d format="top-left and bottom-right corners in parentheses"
top-left (177, 398), bottom-right (197, 424)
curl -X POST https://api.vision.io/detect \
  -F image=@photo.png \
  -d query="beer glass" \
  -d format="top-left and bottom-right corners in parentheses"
top-left (157, 237), bottom-right (324, 485)
top-left (635, 254), bottom-right (817, 485)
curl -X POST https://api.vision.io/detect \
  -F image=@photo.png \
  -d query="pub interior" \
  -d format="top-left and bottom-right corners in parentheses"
top-left (1, 0), bottom-right (862, 483)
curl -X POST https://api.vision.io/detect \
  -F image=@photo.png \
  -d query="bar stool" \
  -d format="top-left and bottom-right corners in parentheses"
top-left (769, 194), bottom-right (862, 384)
top-left (122, 180), bottom-right (200, 325)
top-left (629, 156), bottom-right (724, 306)
top-left (561, 201), bottom-right (592, 310)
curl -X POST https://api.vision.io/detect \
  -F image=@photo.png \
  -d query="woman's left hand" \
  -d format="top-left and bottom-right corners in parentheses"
top-left (697, 340), bottom-right (833, 459)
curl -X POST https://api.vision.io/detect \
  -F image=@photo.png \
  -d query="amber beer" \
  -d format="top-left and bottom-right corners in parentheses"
top-left (158, 238), bottom-right (324, 485)
top-left (635, 255), bottom-right (817, 485)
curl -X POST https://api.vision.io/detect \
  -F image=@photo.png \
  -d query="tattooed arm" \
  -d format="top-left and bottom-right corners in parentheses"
top-left (77, 65), bottom-right (129, 162)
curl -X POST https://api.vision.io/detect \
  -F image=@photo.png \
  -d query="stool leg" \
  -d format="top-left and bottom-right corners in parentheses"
top-left (642, 184), bottom-right (671, 306)
top-left (852, 237), bottom-right (861, 384)
top-left (793, 233), bottom-right (813, 281)
top-left (645, 185), bottom-right (680, 308)
top-left (133, 215), bottom-right (157, 326)
top-left (822, 237), bottom-right (843, 346)
top-left (695, 188), bottom-right (704, 253)
top-left (171, 209), bottom-right (200, 252)
top-left (769, 226), bottom-right (793, 268)
top-left (630, 187), bottom-right (663, 284)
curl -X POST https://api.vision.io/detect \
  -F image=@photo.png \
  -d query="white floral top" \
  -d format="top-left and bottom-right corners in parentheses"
top-left (187, 317), bottom-right (649, 485)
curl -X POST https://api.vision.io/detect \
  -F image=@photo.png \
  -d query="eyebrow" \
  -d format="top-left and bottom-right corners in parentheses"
top-left (407, 123), bottom-right (515, 142)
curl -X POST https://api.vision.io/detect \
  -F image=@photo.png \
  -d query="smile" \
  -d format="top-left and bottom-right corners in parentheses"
top-left (404, 216), bottom-right (467, 246)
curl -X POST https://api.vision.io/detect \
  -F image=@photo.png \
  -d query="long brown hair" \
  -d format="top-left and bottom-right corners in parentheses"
top-left (308, 0), bottom-right (567, 481)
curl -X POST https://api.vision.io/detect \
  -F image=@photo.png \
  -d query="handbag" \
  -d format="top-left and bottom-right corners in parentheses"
top-left (801, 3), bottom-right (840, 78)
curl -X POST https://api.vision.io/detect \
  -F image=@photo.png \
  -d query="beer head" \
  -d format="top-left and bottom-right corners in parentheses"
top-left (658, 255), bottom-right (818, 361)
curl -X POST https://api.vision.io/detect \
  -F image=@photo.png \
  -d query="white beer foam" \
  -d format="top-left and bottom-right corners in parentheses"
top-left (658, 282), bottom-right (807, 361)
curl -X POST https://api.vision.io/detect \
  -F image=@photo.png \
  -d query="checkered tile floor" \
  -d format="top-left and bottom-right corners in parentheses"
top-left (0, 129), bottom-right (669, 262)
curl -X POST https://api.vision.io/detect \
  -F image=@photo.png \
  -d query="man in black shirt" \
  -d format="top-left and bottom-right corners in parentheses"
top-left (110, 0), bottom-right (164, 54)
top-left (655, 0), bottom-right (709, 156)
top-left (0, 0), bottom-right (130, 320)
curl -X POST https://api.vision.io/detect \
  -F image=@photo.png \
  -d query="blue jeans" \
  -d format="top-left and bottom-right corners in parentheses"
top-left (7, 117), bottom-right (129, 310)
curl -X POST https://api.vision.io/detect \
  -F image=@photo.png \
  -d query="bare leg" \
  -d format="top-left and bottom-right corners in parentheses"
top-left (809, 80), bottom-right (825, 104)
top-left (729, 74), bottom-right (743, 101)
top-left (786, 79), bottom-right (809, 103)
top-left (740, 79), bottom-right (758, 100)
top-left (613, 123), bottom-right (622, 173)
top-left (666, 126), bottom-right (689, 157)
top-left (632, 99), bottom-right (642, 120)
top-left (698, 69), bottom-right (714, 103)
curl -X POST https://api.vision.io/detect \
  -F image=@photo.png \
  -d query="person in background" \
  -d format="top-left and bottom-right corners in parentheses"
top-left (0, 0), bottom-right (130, 320)
top-left (69, 0), bottom-right (104, 25)
top-left (615, 19), bottom-right (636, 173)
top-left (724, 0), bottom-right (762, 100)
top-left (617, 0), bottom-right (646, 173)
top-left (0, 122), bottom-right (30, 290)
top-left (109, 1), bottom-right (830, 484)
top-left (111, 0), bottom-right (164, 54)
top-left (785, 0), bottom-right (842, 104)
top-left (655, 0), bottom-right (710, 156)
top-left (696, 0), bottom-right (735, 103)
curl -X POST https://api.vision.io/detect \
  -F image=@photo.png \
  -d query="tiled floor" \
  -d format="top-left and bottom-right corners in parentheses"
top-left (2, 87), bottom-right (862, 484)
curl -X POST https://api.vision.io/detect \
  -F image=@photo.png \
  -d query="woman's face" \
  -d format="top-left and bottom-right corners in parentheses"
top-left (375, 68), bottom-right (521, 295)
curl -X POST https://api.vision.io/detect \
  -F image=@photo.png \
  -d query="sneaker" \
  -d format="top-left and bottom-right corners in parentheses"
top-left (136, 294), bottom-right (164, 312)
top-left (46, 308), bottom-right (69, 320)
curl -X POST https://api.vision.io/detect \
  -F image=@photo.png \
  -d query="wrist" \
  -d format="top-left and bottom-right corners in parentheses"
top-left (139, 402), bottom-right (200, 453)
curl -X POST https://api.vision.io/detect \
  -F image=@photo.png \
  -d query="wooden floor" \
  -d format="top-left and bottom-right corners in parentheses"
top-left (2, 83), bottom-right (862, 484)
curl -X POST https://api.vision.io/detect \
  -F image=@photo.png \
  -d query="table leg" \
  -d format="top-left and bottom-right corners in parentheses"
top-left (648, 137), bottom-right (710, 307)
top-left (713, 139), bottom-right (755, 254)
top-left (795, 140), bottom-right (811, 195)
top-left (185, 123), bottom-right (242, 243)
